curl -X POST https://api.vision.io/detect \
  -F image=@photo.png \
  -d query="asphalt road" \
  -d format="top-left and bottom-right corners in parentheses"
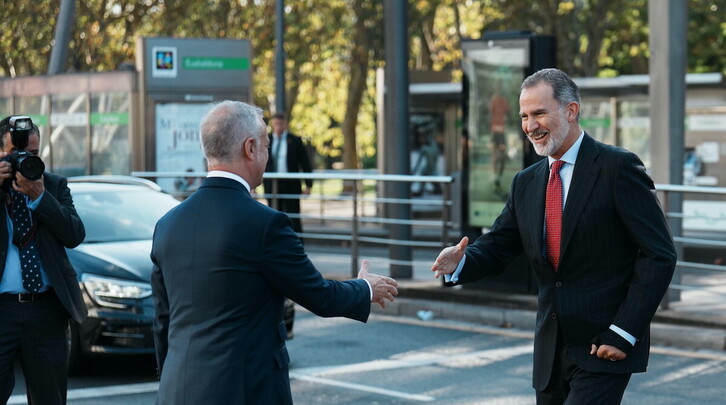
top-left (9, 309), bottom-right (726, 404)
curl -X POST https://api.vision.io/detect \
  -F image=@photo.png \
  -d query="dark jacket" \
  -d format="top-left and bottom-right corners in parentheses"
top-left (264, 132), bottom-right (313, 194)
top-left (0, 172), bottom-right (87, 323)
top-left (151, 176), bottom-right (370, 405)
top-left (453, 134), bottom-right (676, 390)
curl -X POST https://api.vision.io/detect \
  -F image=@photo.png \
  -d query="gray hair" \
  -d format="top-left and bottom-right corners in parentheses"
top-left (522, 68), bottom-right (581, 120)
top-left (200, 101), bottom-right (265, 165)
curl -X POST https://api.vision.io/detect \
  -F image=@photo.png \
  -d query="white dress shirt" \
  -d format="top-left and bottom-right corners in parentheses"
top-left (271, 132), bottom-right (288, 173)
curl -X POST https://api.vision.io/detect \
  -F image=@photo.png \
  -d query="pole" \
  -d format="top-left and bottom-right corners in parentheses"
top-left (48, 0), bottom-right (75, 75)
top-left (384, 0), bottom-right (412, 278)
top-left (275, 0), bottom-right (286, 115)
top-left (649, 0), bottom-right (686, 302)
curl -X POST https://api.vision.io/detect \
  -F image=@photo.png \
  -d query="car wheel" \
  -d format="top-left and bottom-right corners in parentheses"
top-left (66, 321), bottom-right (87, 375)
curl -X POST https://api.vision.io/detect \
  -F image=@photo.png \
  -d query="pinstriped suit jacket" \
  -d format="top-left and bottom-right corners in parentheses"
top-left (455, 134), bottom-right (676, 390)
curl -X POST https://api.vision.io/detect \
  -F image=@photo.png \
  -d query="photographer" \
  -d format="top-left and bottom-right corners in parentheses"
top-left (0, 116), bottom-right (86, 405)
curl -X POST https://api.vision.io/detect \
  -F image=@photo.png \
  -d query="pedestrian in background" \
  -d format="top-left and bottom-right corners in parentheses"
top-left (432, 68), bottom-right (676, 404)
top-left (264, 112), bottom-right (313, 236)
top-left (151, 101), bottom-right (398, 405)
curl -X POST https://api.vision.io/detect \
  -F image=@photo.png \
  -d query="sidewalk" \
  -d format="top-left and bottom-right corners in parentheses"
top-left (305, 237), bottom-right (726, 353)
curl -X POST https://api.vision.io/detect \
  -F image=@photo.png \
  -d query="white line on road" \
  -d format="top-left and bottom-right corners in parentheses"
top-left (290, 343), bottom-right (533, 402)
top-left (290, 373), bottom-right (435, 402)
top-left (370, 313), bottom-right (535, 339)
top-left (639, 360), bottom-right (726, 388)
top-left (650, 346), bottom-right (726, 362)
top-left (374, 313), bottom-right (726, 362)
top-left (294, 343), bottom-right (533, 377)
top-left (7, 382), bottom-right (159, 404)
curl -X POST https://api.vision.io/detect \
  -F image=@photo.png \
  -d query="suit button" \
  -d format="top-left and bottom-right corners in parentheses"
top-left (555, 281), bottom-right (562, 288)
top-left (551, 313), bottom-right (557, 320)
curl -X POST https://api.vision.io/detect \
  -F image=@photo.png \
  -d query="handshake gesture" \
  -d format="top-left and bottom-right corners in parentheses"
top-left (357, 260), bottom-right (399, 308)
top-left (431, 237), bottom-right (469, 279)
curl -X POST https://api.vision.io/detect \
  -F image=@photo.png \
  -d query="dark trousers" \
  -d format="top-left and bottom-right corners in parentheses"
top-left (0, 291), bottom-right (70, 405)
top-left (536, 332), bottom-right (631, 405)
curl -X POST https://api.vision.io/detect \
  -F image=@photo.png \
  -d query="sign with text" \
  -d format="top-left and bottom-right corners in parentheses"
top-left (182, 57), bottom-right (249, 70)
top-left (138, 37), bottom-right (251, 94)
top-left (155, 103), bottom-right (214, 192)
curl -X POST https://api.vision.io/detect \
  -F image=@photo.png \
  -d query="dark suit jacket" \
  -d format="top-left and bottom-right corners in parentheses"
top-left (453, 134), bottom-right (676, 390)
top-left (0, 172), bottom-right (87, 323)
top-left (151, 176), bottom-right (370, 405)
top-left (264, 132), bottom-right (313, 195)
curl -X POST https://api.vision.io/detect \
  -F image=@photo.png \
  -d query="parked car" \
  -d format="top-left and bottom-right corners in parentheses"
top-left (65, 176), bottom-right (295, 372)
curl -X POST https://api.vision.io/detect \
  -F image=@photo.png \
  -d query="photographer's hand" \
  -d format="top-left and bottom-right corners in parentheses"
top-left (0, 153), bottom-right (12, 182)
top-left (14, 171), bottom-right (44, 201)
top-left (0, 165), bottom-right (12, 182)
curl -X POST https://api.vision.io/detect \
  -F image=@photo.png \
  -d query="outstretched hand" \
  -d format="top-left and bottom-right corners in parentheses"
top-left (357, 259), bottom-right (398, 308)
top-left (431, 236), bottom-right (469, 278)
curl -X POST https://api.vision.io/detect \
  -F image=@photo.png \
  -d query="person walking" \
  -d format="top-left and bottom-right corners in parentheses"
top-left (432, 69), bottom-right (676, 405)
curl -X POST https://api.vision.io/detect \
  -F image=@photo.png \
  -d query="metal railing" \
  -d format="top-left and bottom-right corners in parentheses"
top-left (131, 171), bottom-right (726, 313)
top-left (132, 170), bottom-right (459, 278)
top-left (258, 171), bottom-right (457, 277)
top-left (655, 184), bottom-right (726, 310)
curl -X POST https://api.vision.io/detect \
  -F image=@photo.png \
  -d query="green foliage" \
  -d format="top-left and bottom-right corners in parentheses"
top-left (2, 0), bottom-right (725, 169)
top-left (687, 1), bottom-right (726, 74)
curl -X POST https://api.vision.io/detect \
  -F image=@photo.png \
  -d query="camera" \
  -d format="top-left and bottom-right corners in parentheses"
top-left (2, 116), bottom-right (45, 181)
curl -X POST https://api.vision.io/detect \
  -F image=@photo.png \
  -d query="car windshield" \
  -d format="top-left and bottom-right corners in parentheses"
top-left (73, 189), bottom-right (180, 243)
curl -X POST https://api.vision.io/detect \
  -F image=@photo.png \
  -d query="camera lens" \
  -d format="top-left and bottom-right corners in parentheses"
top-left (17, 155), bottom-right (45, 180)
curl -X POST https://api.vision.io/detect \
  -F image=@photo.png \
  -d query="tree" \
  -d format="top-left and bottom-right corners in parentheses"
top-left (2, 0), bottom-right (726, 171)
top-left (0, 1), bottom-right (59, 76)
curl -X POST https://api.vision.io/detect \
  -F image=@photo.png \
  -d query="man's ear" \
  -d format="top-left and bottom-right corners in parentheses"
top-left (566, 101), bottom-right (580, 122)
top-left (243, 138), bottom-right (256, 160)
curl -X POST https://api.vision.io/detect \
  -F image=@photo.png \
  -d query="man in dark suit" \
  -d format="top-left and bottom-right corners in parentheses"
top-left (264, 112), bottom-right (313, 234)
top-left (432, 69), bottom-right (676, 404)
top-left (151, 101), bottom-right (398, 405)
top-left (0, 118), bottom-right (86, 405)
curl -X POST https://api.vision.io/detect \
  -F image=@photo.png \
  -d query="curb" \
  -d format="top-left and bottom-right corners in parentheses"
top-left (370, 297), bottom-right (726, 352)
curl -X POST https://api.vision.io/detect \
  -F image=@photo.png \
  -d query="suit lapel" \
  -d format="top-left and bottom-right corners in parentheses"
top-left (559, 134), bottom-right (600, 263)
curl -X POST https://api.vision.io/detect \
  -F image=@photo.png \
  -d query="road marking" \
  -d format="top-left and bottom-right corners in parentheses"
top-left (290, 343), bottom-right (533, 401)
top-left (640, 360), bottom-right (726, 388)
top-left (374, 314), bottom-right (726, 362)
top-left (290, 373), bottom-right (435, 402)
top-left (295, 343), bottom-right (533, 377)
top-left (371, 313), bottom-right (535, 339)
top-left (650, 346), bottom-right (726, 362)
top-left (7, 382), bottom-right (159, 404)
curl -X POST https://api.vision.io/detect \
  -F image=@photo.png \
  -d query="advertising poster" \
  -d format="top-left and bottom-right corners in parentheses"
top-left (410, 112), bottom-right (445, 196)
top-left (463, 46), bottom-right (526, 228)
top-left (155, 103), bottom-right (214, 192)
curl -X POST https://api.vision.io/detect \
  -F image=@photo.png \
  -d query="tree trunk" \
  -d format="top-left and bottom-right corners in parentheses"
top-left (341, 1), bottom-right (370, 170)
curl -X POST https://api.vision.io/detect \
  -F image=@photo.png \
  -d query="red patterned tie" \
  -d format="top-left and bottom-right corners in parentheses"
top-left (546, 160), bottom-right (566, 271)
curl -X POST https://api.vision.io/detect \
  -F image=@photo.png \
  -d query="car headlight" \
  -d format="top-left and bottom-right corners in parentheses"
top-left (81, 274), bottom-right (152, 309)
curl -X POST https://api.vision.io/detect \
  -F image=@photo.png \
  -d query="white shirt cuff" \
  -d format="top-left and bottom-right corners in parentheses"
top-left (609, 324), bottom-right (636, 346)
top-left (444, 255), bottom-right (466, 284)
top-left (363, 279), bottom-right (373, 301)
